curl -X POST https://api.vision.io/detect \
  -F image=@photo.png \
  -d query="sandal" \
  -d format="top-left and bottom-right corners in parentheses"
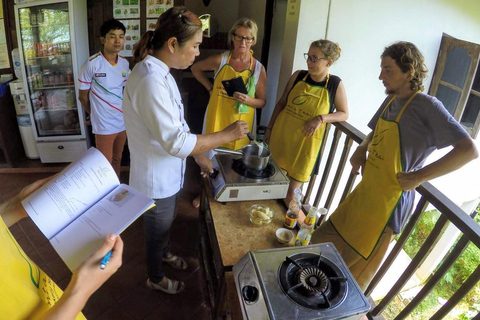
top-left (146, 278), bottom-right (184, 294)
top-left (163, 255), bottom-right (188, 270)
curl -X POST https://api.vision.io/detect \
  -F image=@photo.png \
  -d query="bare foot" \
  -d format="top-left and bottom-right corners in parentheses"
top-left (192, 194), bottom-right (201, 208)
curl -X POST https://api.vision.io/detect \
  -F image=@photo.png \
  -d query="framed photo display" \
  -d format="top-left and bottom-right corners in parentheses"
top-left (118, 19), bottom-right (140, 57)
top-left (113, 0), bottom-right (140, 19)
top-left (146, 19), bottom-right (157, 31)
top-left (146, 0), bottom-right (174, 19)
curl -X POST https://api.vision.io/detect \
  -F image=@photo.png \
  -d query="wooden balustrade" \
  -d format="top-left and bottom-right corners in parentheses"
top-left (305, 121), bottom-right (480, 319)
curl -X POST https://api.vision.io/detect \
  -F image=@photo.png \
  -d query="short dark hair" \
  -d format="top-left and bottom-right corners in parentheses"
top-left (100, 19), bottom-right (126, 38)
top-left (381, 41), bottom-right (428, 92)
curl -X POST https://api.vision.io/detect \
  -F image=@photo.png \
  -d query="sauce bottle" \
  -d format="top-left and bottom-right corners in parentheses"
top-left (295, 207), bottom-right (318, 246)
top-left (284, 188), bottom-right (302, 229)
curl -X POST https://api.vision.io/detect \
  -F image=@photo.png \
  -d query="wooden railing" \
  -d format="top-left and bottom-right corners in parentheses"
top-left (305, 121), bottom-right (480, 319)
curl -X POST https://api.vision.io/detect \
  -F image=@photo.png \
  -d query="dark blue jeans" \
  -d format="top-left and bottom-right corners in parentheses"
top-left (143, 193), bottom-right (177, 283)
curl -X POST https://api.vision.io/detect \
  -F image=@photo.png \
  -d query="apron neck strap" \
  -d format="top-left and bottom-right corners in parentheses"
top-left (303, 73), bottom-right (329, 85)
top-left (381, 91), bottom-right (421, 122)
top-left (395, 90), bottom-right (421, 122)
top-left (227, 51), bottom-right (254, 70)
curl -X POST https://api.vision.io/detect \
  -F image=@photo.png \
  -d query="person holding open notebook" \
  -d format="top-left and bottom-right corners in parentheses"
top-left (190, 17), bottom-right (267, 208)
top-left (0, 176), bottom-right (123, 319)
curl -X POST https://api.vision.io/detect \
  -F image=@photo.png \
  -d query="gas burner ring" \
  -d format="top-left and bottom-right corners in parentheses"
top-left (231, 158), bottom-right (275, 179)
top-left (299, 267), bottom-right (329, 293)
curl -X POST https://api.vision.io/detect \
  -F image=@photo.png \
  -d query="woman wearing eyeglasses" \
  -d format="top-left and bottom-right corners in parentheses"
top-left (264, 40), bottom-right (349, 210)
top-left (190, 17), bottom-right (267, 208)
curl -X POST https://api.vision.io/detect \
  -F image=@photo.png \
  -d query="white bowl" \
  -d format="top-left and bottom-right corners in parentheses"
top-left (276, 228), bottom-right (294, 244)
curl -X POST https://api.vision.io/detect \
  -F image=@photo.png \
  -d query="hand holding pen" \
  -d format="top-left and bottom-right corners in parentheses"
top-left (66, 234), bottom-right (123, 300)
top-left (100, 250), bottom-right (113, 270)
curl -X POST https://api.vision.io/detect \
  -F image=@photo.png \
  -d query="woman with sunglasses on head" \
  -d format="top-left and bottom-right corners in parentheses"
top-left (264, 40), bottom-right (349, 215)
top-left (123, 7), bottom-right (248, 295)
top-left (190, 17), bottom-right (267, 208)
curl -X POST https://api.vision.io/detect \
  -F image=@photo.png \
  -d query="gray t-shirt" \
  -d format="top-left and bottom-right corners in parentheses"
top-left (367, 93), bottom-right (469, 234)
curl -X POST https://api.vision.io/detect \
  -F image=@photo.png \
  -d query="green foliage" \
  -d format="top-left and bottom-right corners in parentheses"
top-left (401, 209), bottom-right (440, 259)
top-left (385, 206), bottom-right (480, 319)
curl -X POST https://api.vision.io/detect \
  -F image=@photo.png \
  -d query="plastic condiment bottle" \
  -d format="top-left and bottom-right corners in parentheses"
top-left (284, 188), bottom-right (302, 229)
top-left (295, 206), bottom-right (318, 246)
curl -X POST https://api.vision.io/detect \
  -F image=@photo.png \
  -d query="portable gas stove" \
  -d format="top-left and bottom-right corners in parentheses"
top-left (210, 153), bottom-right (290, 202)
top-left (233, 243), bottom-right (370, 320)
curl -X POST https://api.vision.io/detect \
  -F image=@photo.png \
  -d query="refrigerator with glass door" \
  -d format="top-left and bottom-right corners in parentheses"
top-left (14, 0), bottom-right (90, 163)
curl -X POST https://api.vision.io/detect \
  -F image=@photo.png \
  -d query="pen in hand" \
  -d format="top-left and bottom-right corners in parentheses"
top-left (100, 250), bottom-right (113, 270)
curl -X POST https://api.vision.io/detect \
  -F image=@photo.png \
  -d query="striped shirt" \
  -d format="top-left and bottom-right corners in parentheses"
top-left (79, 52), bottom-right (130, 134)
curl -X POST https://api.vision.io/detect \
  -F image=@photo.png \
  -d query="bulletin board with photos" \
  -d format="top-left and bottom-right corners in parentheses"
top-left (113, 0), bottom-right (140, 19)
top-left (118, 19), bottom-right (140, 57)
top-left (112, 0), bottom-right (175, 57)
top-left (146, 0), bottom-right (174, 19)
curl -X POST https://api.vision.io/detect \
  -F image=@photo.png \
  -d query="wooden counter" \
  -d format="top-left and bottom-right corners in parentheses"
top-left (199, 179), bottom-right (295, 319)
top-left (205, 186), bottom-right (295, 268)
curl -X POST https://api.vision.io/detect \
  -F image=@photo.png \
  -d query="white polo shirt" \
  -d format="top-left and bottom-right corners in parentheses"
top-left (78, 52), bottom-right (129, 134)
top-left (122, 55), bottom-right (197, 199)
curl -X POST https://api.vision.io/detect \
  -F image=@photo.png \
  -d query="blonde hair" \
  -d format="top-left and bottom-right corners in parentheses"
top-left (228, 18), bottom-right (258, 49)
top-left (310, 39), bottom-right (341, 63)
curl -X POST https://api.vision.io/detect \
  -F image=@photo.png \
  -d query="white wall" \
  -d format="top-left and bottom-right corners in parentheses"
top-left (327, 0), bottom-right (480, 205)
top-left (327, 0), bottom-right (480, 134)
top-left (266, 0), bottom-right (480, 208)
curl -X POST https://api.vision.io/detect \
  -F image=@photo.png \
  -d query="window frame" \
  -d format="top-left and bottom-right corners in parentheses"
top-left (429, 33), bottom-right (480, 138)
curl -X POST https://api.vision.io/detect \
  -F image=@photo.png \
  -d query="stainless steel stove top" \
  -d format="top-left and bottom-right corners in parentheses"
top-left (233, 243), bottom-right (370, 320)
top-left (210, 154), bottom-right (289, 202)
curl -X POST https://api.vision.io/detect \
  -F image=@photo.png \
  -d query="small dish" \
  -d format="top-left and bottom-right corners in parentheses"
top-left (249, 204), bottom-right (274, 226)
top-left (276, 228), bottom-right (294, 244)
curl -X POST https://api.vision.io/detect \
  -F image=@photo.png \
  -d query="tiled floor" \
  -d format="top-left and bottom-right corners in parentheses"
top-left (1, 158), bottom-right (212, 319)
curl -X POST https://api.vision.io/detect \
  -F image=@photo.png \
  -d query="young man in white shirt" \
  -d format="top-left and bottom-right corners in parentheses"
top-left (78, 19), bottom-right (130, 176)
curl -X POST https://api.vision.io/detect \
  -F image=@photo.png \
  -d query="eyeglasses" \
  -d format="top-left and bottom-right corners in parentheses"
top-left (304, 53), bottom-right (328, 62)
top-left (232, 33), bottom-right (255, 43)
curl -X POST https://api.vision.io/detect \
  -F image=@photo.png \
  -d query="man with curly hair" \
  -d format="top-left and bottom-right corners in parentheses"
top-left (311, 41), bottom-right (478, 290)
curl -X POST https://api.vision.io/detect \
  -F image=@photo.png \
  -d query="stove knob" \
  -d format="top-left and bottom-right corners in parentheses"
top-left (210, 168), bottom-right (219, 179)
top-left (242, 285), bottom-right (259, 303)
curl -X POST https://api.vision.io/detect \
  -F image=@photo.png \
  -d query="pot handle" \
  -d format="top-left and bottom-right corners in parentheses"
top-left (213, 148), bottom-right (243, 156)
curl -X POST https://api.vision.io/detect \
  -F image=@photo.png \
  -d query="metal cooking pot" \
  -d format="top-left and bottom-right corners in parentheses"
top-left (214, 144), bottom-right (270, 170)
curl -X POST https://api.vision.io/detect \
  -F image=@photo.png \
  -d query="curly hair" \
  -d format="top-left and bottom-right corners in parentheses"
top-left (310, 39), bottom-right (341, 63)
top-left (381, 41), bottom-right (428, 92)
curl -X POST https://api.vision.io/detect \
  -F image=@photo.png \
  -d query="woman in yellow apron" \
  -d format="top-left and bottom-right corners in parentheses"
top-left (264, 40), bottom-right (348, 209)
top-left (0, 177), bottom-right (122, 319)
top-left (190, 17), bottom-right (267, 207)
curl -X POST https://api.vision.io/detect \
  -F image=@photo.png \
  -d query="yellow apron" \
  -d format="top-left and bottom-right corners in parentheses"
top-left (0, 218), bottom-right (85, 319)
top-left (204, 52), bottom-right (256, 150)
top-left (269, 74), bottom-right (331, 182)
top-left (330, 91), bottom-right (420, 259)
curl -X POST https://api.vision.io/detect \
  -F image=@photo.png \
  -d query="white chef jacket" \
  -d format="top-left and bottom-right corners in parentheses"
top-left (122, 55), bottom-right (197, 199)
